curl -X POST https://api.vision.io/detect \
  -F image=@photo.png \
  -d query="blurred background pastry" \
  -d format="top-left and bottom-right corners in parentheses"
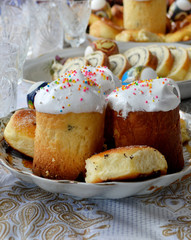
top-left (123, 0), bottom-right (167, 34)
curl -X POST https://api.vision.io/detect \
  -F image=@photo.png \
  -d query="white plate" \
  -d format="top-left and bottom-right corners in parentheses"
top-left (24, 42), bottom-right (191, 100)
top-left (0, 111), bottom-right (191, 199)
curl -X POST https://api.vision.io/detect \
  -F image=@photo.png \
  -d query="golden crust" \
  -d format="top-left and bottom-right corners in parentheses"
top-left (3, 109), bottom-right (36, 158)
top-left (33, 111), bottom-right (105, 180)
top-left (106, 106), bottom-right (184, 174)
top-left (89, 19), bottom-right (124, 40)
top-left (85, 145), bottom-right (168, 183)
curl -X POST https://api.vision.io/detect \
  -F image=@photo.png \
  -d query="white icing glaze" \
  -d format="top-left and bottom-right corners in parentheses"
top-left (34, 68), bottom-right (112, 114)
top-left (81, 66), bottom-right (120, 95)
top-left (107, 78), bottom-right (180, 119)
top-left (91, 0), bottom-right (106, 10)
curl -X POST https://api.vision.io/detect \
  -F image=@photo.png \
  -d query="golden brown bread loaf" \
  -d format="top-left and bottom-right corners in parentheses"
top-left (123, 0), bottom-right (167, 33)
top-left (33, 68), bottom-right (106, 180)
top-left (106, 78), bottom-right (184, 174)
top-left (107, 107), bottom-right (184, 174)
top-left (33, 111), bottom-right (105, 180)
top-left (3, 109), bottom-right (36, 158)
top-left (85, 146), bottom-right (168, 183)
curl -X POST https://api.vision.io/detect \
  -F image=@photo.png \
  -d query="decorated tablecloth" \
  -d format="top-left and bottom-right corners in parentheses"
top-left (1, 81), bottom-right (191, 240)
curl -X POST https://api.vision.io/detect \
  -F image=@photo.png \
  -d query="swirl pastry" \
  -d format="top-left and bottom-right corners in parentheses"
top-left (33, 68), bottom-right (107, 180)
top-left (85, 146), bottom-right (168, 183)
top-left (167, 46), bottom-right (190, 81)
top-left (147, 45), bottom-right (174, 77)
top-left (52, 57), bottom-right (88, 81)
top-left (106, 78), bottom-right (184, 173)
top-left (85, 51), bottom-right (109, 67)
top-left (90, 39), bottom-right (119, 56)
top-left (109, 53), bottom-right (131, 79)
top-left (123, 47), bottom-right (158, 70)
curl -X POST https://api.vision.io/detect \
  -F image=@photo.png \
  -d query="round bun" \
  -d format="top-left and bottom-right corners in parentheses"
top-left (4, 109), bottom-right (36, 158)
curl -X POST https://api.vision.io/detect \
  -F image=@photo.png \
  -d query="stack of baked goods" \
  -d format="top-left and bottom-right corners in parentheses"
top-left (51, 39), bottom-right (132, 80)
top-left (51, 39), bottom-right (191, 82)
top-left (88, 0), bottom-right (191, 43)
top-left (123, 45), bottom-right (191, 81)
top-left (3, 63), bottom-right (189, 183)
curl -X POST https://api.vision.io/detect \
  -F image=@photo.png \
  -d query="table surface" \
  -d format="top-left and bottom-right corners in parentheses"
top-left (1, 81), bottom-right (191, 240)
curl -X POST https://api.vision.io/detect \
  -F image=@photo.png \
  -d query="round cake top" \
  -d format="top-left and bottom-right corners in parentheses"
top-left (34, 68), bottom-right (106, 114)
top-left (107, 78), bottom-right (180, 118)
top-left (81, 65), bottom-right (118, 95)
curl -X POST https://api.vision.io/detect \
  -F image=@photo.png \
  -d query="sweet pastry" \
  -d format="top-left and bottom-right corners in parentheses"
top-left (147, 45), bottom-right (174, 77)
top-left (52, 57), bottom-right (88, 81)
top-left (85, 51), bottom-right (109, 67)
top-left (123, 47), bottom-right (158, 70)
top-left (90, 39), bottom-right (119, 57)
top-left (123, 0), bottom-right (167, 34)
top-left (89, 18), bottom-right (124, 40)
top-left (109, 53), bottom-right (131, 79)
top-left (33, 68), bottom-right (106, 180)
top-left (85, 146), bottom-right (168, 183)
top-left (111, 4), bottom-right (123, 27)
top-left (115, 29), bottom-right (165, 42)
top-left (4, 109), bottom-right (36, 158)
top-left (167, 46), bottom-right (190, 81)
top-left (106, 78), bottom-right (184, 173)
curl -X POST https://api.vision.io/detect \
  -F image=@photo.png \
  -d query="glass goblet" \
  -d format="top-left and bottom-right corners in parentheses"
top-left (62, 0), bottom-right (91, 48)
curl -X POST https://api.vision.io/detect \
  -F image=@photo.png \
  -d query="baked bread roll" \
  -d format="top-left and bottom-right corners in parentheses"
top-left (33, 67), bottom-right (113, 180)
top-left (167, 47), bottom-right (190, 81)
top-left (115, 29), bottom-right (165, 42)
top-left (123, 0), bottom-right (166, 34)
top-left (109, 53), bottom-right (131, 79)
top-left (85, 146), bottom-right (168, 183)
top-left (89, 18), bottom-right (123, 40)
top-left (147, 45), bottom-right (174, 77)
top-left (4, 109), bottom-right (36, 158)
top-left (123, 47), bottom-right (158, 70)
top-left (85, 51), bottom-right (109, 67)
top-left (106, 78), bottom-right (184, 174)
